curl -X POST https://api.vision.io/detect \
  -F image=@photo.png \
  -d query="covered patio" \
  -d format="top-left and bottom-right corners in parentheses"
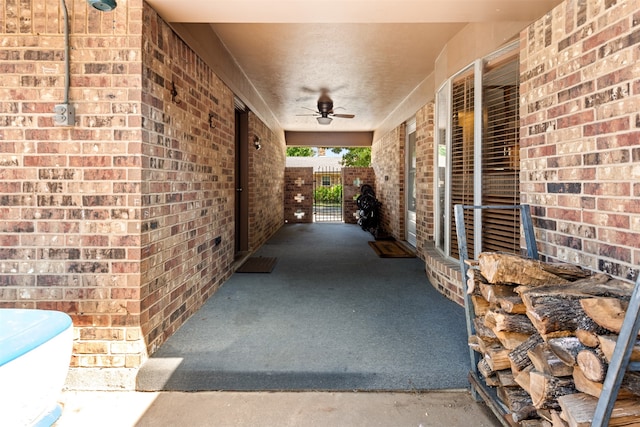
top-left (136, 223), bottom-right (469, 392)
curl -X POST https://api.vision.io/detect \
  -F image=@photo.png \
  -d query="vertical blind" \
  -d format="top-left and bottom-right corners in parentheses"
top-left (450, 70), bottom-right (475, 260)
top-left (449, 53), bottom-right (520, 259)
top-left (481, 57), bottom-right (520, 254)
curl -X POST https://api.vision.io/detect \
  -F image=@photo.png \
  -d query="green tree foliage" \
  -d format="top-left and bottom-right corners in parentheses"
top-left (286, 147), bottom-right (315, 157)
top-left (286, 146), bottom-right (371, 167)
top-left (340, 148), bottom-right (371, 167)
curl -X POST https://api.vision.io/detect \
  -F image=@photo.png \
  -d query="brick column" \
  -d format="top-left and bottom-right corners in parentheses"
top-left (342, 167), bottom-right (375, 225)
top-left (284, 167), bottom-right (313, 223)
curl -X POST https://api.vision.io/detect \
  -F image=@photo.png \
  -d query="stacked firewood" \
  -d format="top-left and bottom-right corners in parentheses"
top-left (466, 252), bottom-right (640, 427)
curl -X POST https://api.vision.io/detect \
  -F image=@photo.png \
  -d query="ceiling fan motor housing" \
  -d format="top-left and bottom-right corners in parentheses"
top-left (317, 95), bottom-right (333, 114)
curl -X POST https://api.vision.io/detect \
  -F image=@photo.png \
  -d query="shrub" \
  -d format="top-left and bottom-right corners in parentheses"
top-left (314, 185), bottom-right (342, 203)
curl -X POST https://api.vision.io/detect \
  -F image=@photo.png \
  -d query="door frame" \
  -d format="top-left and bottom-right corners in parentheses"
top-left (235, 107), bottom-right (249, 255)
top-left (405, 117), bottom-right (417, 247)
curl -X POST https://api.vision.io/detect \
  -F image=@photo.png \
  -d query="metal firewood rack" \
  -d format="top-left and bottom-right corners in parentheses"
top-left (454, 203), bottom-right (640, 427)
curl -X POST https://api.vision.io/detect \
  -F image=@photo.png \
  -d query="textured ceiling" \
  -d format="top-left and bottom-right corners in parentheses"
top-left (210, 23), bottom-right (465, 132)
top-left (146, 0), bottom-right (563, 137)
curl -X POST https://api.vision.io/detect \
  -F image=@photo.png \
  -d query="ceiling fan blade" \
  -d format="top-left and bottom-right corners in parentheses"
top-left (332, 114), bottom-right (355, 119)
top-left (296, 113), bottom-right (320, 117)
top-left (301, 106), bottom-right (319, 113)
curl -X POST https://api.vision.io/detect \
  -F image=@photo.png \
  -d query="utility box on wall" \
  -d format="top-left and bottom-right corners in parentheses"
top-left (284, 167), bottom-right (313, 223)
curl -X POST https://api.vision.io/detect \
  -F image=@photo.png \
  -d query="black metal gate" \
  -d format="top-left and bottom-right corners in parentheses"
top-left (313, 166), bottom-right (343, 222)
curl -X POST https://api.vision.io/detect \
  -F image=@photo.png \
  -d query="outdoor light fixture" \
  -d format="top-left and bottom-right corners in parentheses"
top-left (253, 135), bottom-right (262, 150)
top-left (86, 0), bottom-right (117, 11)
top-left (316, 116), bottom-right (332, 125)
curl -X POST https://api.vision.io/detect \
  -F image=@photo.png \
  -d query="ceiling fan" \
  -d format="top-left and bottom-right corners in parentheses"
top-left (298, 92), bottom-right (355, 125)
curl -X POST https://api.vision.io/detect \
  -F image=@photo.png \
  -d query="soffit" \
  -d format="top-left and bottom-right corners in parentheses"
top-left (146, 0), bottom-right (562, 140)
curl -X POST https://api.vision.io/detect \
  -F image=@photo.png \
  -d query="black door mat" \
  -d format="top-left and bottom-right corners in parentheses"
top-left (236, 257), bottom-right (278, 273)
top-left (368, 240), bottom-right (416, 258)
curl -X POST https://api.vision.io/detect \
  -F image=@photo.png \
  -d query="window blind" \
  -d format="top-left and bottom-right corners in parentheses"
top-left (450, 70), bottom-right (475, 260)
top-left (481, 56), bottom-right (521, 254)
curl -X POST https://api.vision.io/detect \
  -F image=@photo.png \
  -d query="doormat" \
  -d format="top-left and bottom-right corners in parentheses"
top-left (368, 240), bottom-right (416, 258)
top-left (236, 257), bottom-right (278, 273)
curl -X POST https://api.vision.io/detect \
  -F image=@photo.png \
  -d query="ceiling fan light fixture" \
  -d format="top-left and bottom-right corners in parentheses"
top-left (87, 0), bottom-right (117, 11)
top-left (317, 116), bottom-right (332, 125)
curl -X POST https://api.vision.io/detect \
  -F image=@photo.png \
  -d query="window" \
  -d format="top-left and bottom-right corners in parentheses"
top-left (321, 175), bottom-right (331, 186)
top-left (435, 43), bottom-right (520, 260)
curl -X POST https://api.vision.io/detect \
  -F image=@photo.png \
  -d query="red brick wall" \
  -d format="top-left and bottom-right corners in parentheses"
top-left (248, 113), bottom-right (286, 248)
top-left (140, 6), bottom-right (238, 357)
top-left (371, 125), bottom-right (405, 239)
top-left (520, 0), bottom-right (640, 282)
top-left (415, 103), bottom-right (435, 255)
top-left (342, 167), bottom-right (375, 224)
top-left (0, 0), bottom-right (285, 389)
top-left (284, 167), bottom-right (313, 223)
top-left (0, 0), bottom-right (147, 387)
top-left (424, 245), bottom-right (464, 306)
top-left (415, 102), bottom-right (467, 305)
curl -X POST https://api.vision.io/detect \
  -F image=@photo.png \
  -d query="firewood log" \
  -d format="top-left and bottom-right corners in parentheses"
top-left (597, 335), bottom-right (640, 363)
top-left (581, 297), bottom-right (640, 336)
top-left (537, 408), bottom-right (552, 423)
top-left (509, 334), bottom-right (544, 372)
top-left (529, 370), bottom-right (577, 410)
top-left (584, 277), bottom-right (636, 299)
top-left (537, 262), bottom-right (590, 281)
top-left (528, 343), bottom-right (574, 377)
top-left (574, 329), bottom-right (600, 348)
top-left (520, 292), bottom-right (585, 335)
top-left (514, 365), bottom-right (534, 393)
top-left (480, 282), bottom-right (518, 304)
top-left (485, 310), bottom-right (538, 334)
top-left (465, 259), bottom-right (479, 267)
top-left (478, 357), bottom-right (495, 378)
top-left (498, 295), bottom-right (527, 314)
top-left (540, 331), bottom-right (580, 342)
top-left (512, 405), bottom-right (540, 423)
top-left (519, 276), bottom-right (627, 336)
top-left (576, 348), bottom-right (607, 382)
top-left (478, 252), bottom-right (569, 286)
top-left (466, 267), bottom-right (487, 295)
top-left (620, 371), bottom-right (640, 397)
top-left (474, 317), bottom-right (498, 340)
top-left (486, 342), bottom-right (512, 371)
top-left (497, 370), bottom-right (519, 388)
top-left (471, 294), bottom-right (491, 316)
top-left (548, 337), bottom-right (586, 366)
top-left (572, 366), bottom-right (602, 399)
top-left (468, 335), bottom-right (481, 353)
top-left (478, 358), bottom-right (501, 387)
top-left (549, 409), bottom-right (569, 427)
top-left (558, 392), bottom-right (640, 427)
top-left (572, 366), bottom-right (635, 399)
top-left (517, 273), bottom-right (629, 300)
top-left (574, 317), bottom-right (610, 338)
top-left (476, 334), bottom-right (499, 354)
top-left (493, 330), bottom-right (532, 350)
top-left (497, 385), bottom-right (535, 418)
top-left (520, 420), bottom-right (548, 427)
top-left (485, 375), bottom-right (501, 387)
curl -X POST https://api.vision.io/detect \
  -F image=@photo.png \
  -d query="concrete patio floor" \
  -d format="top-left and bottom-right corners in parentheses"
top-left (54, 223), bottom-right (502, 426)
top-left (137, 223), bottom-right (470, 392)
top-left (54, 389), bottom-right (501, 426)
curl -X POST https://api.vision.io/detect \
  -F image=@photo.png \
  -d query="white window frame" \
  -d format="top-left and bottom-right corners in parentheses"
top-left (434, 41), bottom-right (519, 261)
